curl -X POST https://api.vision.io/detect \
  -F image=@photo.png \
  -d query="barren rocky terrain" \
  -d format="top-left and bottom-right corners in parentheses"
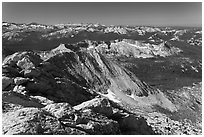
top-left (2, 22), bottom-right (202, 135)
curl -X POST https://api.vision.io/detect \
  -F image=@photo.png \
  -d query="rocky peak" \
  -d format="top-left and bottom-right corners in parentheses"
top-left (52, 43), bottom-right (73, 53)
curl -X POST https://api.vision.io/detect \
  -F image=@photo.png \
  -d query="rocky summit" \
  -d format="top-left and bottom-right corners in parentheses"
top-left (2, 22), bottom-right (202, 135)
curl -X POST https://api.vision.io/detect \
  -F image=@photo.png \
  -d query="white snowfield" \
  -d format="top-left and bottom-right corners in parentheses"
top-left (100, 89), bottom-right (121, 103)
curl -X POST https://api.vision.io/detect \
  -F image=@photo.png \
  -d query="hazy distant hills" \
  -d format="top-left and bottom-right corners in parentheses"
top-left (2, 22), bottom-right (201, 56)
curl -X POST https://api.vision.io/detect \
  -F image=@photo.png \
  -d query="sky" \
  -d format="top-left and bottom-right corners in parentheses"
top-left (2, 2), bottom-right (202, 27)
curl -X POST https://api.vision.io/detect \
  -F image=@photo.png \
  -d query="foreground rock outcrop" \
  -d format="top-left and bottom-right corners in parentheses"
top-left (2, 41), bottom-right (202, 135)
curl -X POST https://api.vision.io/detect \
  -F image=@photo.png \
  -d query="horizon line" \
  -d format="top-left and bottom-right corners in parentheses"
top-left (2, 21), bottom-right (202, 28)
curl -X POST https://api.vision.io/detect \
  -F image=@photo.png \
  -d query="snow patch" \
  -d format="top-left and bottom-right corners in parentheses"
top-left (191, 66), bottom-right (199, 72)
top-left (195, 31), bottom-right (202, 34)
top-left (101, 89), bottom-right (121, 103)
top-left (149, 39), bottom-right (155, 42)
top-left (170, 36), bottom-right (179, 41)
top-left (126, 93), bottom-right (136, 100)
top-left (87, 45), bottom-right (94, 50)
top-left (148, 36), bottom-right (153, 39)
top-left (123, 41), bottom-right (147, 49)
